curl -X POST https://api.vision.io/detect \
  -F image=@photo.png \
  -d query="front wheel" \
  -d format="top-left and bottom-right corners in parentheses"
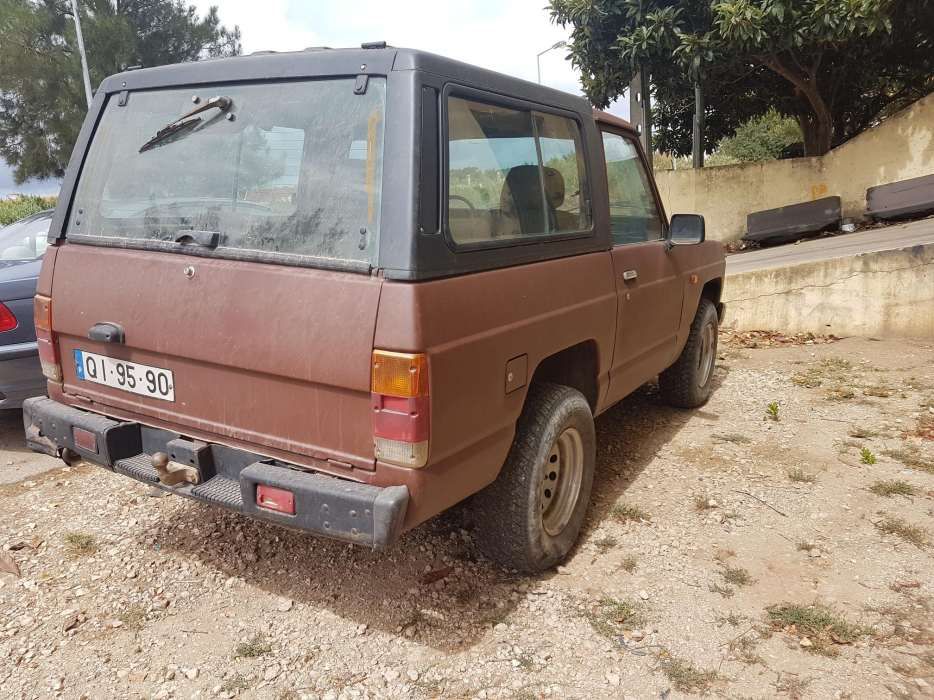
top-left (659, 297), bottom-right (719, 408)
top-left (472, 383), bottom-right (596, 573)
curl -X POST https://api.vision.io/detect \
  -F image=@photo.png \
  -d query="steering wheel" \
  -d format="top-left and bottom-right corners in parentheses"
top-left (448, 194), bottom-right (476, 211)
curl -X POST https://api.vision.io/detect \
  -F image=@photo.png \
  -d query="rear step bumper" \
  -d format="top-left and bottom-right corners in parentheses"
top-left (23, 397), bottom-right (408, 548)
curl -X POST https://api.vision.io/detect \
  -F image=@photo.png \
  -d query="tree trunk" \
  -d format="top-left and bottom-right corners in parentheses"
top-left (761, 56), bottom-right (834, 156)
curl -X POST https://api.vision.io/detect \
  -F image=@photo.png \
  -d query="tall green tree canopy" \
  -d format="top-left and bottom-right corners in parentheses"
top-left (0, 0), bottom-right (241, 183)
top-left (549, 0), bottom-right (934, 156)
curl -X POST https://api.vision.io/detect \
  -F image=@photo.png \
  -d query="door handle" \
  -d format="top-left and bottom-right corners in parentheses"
top-left (622, 269), bottom-right (638, 281)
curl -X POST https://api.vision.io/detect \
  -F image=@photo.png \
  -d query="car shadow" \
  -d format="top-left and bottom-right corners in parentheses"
top-left (139, 368), bottom-right (728, 653)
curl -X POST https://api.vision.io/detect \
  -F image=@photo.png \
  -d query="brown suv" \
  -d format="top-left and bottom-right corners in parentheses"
top-left (24, 46), bottom-right (724, 572)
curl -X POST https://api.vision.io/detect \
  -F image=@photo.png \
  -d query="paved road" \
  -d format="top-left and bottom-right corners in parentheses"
top-left (726, 216), bottom-right (934, 274)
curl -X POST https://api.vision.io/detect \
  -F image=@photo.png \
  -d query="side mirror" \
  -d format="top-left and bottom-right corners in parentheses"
top-left (668, 214), bottom-right (705, 246)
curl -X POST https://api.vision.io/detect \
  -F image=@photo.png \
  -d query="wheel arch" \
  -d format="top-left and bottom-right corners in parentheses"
top-left (528, 340), bottom-right (600, 413)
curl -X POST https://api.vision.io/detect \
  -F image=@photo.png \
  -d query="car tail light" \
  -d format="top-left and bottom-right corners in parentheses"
top-left (34, 295), bottom-right (61, 382)
top-left (256, 485), bottom-right (295, 515)
top-left (0, 302), bottom-right (17, 332)
top-left (371, 350), bottom-right (429, 468)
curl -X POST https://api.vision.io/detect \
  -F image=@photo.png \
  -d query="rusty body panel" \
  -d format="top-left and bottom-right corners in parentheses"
top-left (26, 46), bottom-right (726, 544)
top-left (51, 244), bottom-right (381, 470)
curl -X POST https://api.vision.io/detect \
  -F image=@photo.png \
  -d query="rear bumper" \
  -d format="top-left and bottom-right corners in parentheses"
top-left (22, 397), bottom-right (409, 548)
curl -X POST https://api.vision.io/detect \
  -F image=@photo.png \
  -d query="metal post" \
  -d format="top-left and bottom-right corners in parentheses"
top-left (536, 41), bottom-right (567, 85)
top-left (628, 67), bottom-right (653, 169)
top-left (692, 80), bottom-right (705, 169)
top-left (69, 0), bottom-right (93, 109)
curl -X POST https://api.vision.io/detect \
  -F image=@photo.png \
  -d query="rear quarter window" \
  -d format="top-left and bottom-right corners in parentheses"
top-left (446, 96), bottom-right (591, 246)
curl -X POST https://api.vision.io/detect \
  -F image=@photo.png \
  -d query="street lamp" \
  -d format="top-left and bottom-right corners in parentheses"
top-left (68, 0), bottom-right (93, 109)
top-left (536, 40), bottom-right (567, 84)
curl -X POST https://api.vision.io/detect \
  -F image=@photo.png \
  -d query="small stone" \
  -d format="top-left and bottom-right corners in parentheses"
top-left (276, 598), bottom-right (294, 613)
top-left (117, 669), bottom-right (130, 680)
top-left (50, 676), bottom-right (64, 692)
top-left (915, 678), bottom-right (930, 689)
top-left (605, 672), bottom-right (621, 686)
top-left (629, 629), bottom-right (645, 641)
top-left (383, 669), bottom-right (400, 683)
top-left (263, 663), bottom-right (281, 682)
top-left (494, 622), bottom-right (507, 631)
top-left (799, 638), bottom-right (813, 648)
top-left (638, 590), bottom-right (649, 600)
top-left (185, 667), bottom-right (200, 680)
top-left (407, 669), bottom-right (419, 682)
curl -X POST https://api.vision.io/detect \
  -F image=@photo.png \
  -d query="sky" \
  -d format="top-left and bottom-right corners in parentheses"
top-left (194, 0), bottom-right (627, 115)
top-left (3, 0), bottom-right (628, 199)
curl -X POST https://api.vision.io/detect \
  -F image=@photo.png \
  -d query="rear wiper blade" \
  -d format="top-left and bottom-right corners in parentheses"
top-left (139, 96), bottom-right (232, 153)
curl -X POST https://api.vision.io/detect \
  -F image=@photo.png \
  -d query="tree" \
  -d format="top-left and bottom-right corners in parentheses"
top-left (0, 0), bottom-right (241, 183)
top-left (549, 0), bottom-right (934, 156)
top-left (718, 109), bottom-right (800, 162)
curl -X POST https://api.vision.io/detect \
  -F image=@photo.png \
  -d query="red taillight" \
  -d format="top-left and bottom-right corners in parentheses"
top-left (0, 303), bottom-right (16, 332)
top-left (34, 295), bottom-right (61, 382)
top-left (72, 427), bottom-right (98, 453)
top-left (371, 350), bottom-right (430, 468)
top-left (256, 485), bottom-right (295, 515)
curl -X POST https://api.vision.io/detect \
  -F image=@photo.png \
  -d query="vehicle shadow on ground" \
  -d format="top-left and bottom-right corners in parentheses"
top-left (140, 368), bottom-right (728, 653)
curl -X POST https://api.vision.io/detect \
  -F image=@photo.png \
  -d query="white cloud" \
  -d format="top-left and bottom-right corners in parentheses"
top-left (194, 0), bottom-right (628, 118)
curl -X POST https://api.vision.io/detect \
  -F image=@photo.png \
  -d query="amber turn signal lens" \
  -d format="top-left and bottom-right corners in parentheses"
top-left (371, 350), bottom-right (428, 398)
top-left (34, 294), bottom-right (52, 332)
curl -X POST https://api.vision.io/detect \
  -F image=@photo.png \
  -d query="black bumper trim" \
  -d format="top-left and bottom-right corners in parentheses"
top-left (22, 397), bottom-right (408, 548)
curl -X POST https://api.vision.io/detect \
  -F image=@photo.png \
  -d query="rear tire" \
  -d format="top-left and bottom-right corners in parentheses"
top-left (473, 383), bottom-right (595, 573)
top-left (660, 297), bottom-right (719, 408)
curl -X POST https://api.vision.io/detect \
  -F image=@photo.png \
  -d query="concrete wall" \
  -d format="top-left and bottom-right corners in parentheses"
top-left (655, 94), bottom-right (934, 242)
top-left (722, 243), bottom-right (934, 339)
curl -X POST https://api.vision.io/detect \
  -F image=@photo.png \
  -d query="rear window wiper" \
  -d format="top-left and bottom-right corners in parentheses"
top-left (139, 96), bottom-right (232, 153)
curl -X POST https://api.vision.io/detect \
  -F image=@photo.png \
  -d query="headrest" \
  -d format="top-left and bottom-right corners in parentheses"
top-left (542, 167), bottom-right (565, 209)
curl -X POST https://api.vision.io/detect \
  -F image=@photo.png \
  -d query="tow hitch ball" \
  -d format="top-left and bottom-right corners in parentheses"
top-left (151, 452), bottom-right (202, 486)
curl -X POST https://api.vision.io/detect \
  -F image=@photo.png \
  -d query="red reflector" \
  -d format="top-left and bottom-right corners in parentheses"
top-left (256, 485), bottom-right (295, 515)
top-left (0, 303), bottom-right (16, 332)
top-left (72, 427), bottom-right (98, 453)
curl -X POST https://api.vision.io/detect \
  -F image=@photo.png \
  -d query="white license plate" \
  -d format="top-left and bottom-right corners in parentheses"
top-left (74, 350), bottom-right (175, 402)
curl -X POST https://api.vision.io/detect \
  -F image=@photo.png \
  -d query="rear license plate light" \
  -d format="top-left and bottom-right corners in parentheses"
top-left (256, 485), bottom-right (295, 515)
top-left (72, 427), bottom-right (98, 453)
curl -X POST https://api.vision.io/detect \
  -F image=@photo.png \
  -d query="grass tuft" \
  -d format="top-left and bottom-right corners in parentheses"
top-left (235, 634), bottom-right (273, 658)
top-left (64, 532), bottom-right (98, 556)
top-left (585, 597), bottom-right (644, 639)
top-left (883, 445), bottom-right (934, 474)
top-left (593, 535), bottom-right (618, 553)
top-left (620, 555), bottom-right (637, 573)
top-left (693, 494), bottom-right (717, 512)
top-left (118, 605), bottom-right (147, 631)
top-left (610, 503), bottom-right (651, 523)
top-left (786, 467), bottom-right (816, 484)
top-left (712, 432), bottom-right (752, 444)
top-left (869, 480), bottom-right (916, 498)
top-left (876, 516), bottom-right (929, 548)
top-left (766, 603), bottom-right (869, 655)
top-left (765, 401), bottom-right (780, 421)
top-left (657, 654), bottom-right (719, 693)
top-left (859, 447), bottom-right (877, 465)
top-left (721, 566), bottom-right (753, 587)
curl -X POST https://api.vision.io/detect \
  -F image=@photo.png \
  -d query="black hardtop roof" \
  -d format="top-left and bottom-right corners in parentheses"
top-left (98, 46), bottom-right (591, 114)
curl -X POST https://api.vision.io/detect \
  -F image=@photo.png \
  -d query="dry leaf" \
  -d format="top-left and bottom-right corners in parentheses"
top-left (418, 566), bottom-right (453, 585)
top-left (0, 551), bottom-right (21, 577)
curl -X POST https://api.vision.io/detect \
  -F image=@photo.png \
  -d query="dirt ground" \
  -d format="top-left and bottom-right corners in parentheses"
top-left (2, 335), bottom-right (933, 700)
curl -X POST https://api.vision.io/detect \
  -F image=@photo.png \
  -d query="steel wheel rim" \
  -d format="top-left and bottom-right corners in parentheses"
top-left (697, 321), bottom-right (716, 388)
top-left (541, 427), bottom-right (584, 537)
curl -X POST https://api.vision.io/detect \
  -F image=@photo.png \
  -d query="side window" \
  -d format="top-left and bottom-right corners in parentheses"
top-left (446, 96), bottom-right (591, 244)
top-left (601, 131), bottom-right (664, 245)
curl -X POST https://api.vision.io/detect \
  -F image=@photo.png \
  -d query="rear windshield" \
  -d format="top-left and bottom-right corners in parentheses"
top-left (68, 78), bottom-right (386, 265)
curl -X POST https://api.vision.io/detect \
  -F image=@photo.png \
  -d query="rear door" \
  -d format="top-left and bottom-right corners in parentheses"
top-left (601, 129), bottom-right (684, 405)
top-left (50, 77), bottom-right (389, 469)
